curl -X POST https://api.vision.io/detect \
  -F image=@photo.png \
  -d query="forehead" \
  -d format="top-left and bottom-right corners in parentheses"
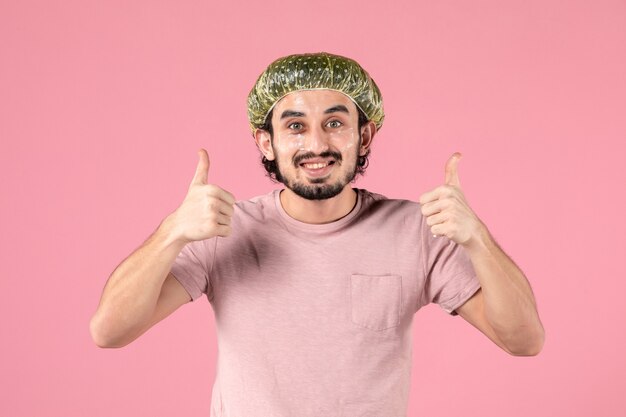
top-left (272, 89), bottom-right (358, 115)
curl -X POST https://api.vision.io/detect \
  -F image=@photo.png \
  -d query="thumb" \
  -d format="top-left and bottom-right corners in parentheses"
top-left (191, 148), bottom-right (210, 186)
top-left (444, 152), bottom-right (462, 187)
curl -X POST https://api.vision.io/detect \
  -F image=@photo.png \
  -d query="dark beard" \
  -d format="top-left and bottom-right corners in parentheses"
top-left (287, 167), bottom-right (356, 200)
top-left (274, 150), bottom-right (358, 201)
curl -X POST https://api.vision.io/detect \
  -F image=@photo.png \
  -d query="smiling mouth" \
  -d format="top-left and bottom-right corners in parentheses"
top-left (300, 161), bottom-right (336, 169)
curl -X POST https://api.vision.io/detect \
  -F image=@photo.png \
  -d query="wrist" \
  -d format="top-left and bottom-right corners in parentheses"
top-left (157, 212), bottom-right (190, 248)
top-left (462, 221), bottom-right (493, 255)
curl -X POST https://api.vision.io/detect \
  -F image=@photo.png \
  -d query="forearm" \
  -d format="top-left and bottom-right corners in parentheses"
top-left (90, 214), bottom-right (187, 347)
top-left (464, 225), bottom-right (545, 354)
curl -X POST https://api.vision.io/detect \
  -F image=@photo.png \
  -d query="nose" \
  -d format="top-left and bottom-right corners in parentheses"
top-left (301, 125), bottom-right (330, 154)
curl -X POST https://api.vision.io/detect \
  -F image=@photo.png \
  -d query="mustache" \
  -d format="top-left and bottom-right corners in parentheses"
top-left (293, 151), bottom-right (342, 166)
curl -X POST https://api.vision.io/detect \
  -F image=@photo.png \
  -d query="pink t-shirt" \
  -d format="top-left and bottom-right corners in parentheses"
top-left (170, 188), bottom-right (480, 417)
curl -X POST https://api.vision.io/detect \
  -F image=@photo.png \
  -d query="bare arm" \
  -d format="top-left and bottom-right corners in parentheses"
top-left (89, 149), bottom-right (235, 348)
top-left (89, 217), bottom-right (190, 348)
top-left (456, 228), bottom-right (544, 356)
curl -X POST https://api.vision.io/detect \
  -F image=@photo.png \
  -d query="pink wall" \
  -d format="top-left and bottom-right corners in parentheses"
top-left (1, 0), bottom-right (624, 416)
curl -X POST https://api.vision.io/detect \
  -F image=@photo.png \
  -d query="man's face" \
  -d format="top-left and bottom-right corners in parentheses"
top-left (257, 90), bottom-right (371, 200)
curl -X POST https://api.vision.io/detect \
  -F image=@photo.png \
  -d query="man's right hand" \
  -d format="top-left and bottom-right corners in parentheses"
top-left (169, 149), bottom-right (236, 243)
top-left (90, 148), bottom-right (234, 348)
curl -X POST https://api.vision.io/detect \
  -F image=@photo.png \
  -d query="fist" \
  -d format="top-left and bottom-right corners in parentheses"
top-left (170, 149), bottom-right (236, 243)
top-left (418, 152), bottom-right (484, 247)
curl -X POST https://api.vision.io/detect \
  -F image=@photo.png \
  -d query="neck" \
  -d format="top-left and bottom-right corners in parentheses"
top-left (279, 186), bottom-right (358, 224)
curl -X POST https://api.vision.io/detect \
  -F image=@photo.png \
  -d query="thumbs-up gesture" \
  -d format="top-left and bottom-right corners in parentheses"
top-left (169, 149), bottom-right (236, 243)
top-left (418, 152), bottom-right (485, 247)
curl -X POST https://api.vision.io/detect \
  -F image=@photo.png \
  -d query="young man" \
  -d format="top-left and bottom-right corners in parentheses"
top-left (91, 52), bottom-right (544, 416)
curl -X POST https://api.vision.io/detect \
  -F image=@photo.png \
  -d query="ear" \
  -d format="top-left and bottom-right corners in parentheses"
top-left (359, 121), bottom-right (377, 156)
top-left (254, 129), bottom-right (275, 161)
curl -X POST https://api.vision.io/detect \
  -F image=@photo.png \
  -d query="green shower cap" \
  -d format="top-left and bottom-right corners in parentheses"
top-left (247, 52), bottom-right (385, 135)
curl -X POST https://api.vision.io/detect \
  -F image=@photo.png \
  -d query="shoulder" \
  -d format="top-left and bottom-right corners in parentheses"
top-left (357, 189), bottom-right (424, 224)
top-left (232, 189), bottom-right (280, 222)
top-left (359, 188), bottom-right (422, 213)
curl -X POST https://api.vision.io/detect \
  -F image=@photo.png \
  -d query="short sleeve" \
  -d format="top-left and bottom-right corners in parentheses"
top-left (419, 216), bottom-right (481, 315)
top-left (169, 238), bottom-right (215, 302)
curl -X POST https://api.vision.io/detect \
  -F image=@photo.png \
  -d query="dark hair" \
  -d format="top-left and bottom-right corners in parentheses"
top-left (259, 107), bottom-right (371, 182)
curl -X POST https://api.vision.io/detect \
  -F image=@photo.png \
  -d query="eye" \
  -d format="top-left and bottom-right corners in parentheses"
top-left (327, 120), bottom-right (342, 128)
top-left (288, 122), bottom-right (303, 130)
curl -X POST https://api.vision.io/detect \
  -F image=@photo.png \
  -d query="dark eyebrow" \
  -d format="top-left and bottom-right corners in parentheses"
top-left (279, 105), bottom-right (350, 120)
top-left (280, 110), bottom-right (305, 120)
top-left (324, 105), bottom-right (350, 115)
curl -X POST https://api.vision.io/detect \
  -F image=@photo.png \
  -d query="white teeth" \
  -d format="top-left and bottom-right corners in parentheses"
top-left (303, 162), bottom-right (328, 169)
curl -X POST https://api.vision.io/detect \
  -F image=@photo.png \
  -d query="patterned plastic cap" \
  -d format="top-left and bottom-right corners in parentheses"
top-left (247, 52), bottom-right (385, 135)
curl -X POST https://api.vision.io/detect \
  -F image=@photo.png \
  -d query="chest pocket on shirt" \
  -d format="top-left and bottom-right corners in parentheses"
top-left (350, 274), bottom-right (402, 331)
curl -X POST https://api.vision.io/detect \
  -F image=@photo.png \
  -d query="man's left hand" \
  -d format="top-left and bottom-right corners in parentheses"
top-left (418, 152), bottom-right (486, 248)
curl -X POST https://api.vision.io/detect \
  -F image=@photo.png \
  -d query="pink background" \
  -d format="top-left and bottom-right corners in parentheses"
top-left (1, 0), bottom-right (624, 416)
